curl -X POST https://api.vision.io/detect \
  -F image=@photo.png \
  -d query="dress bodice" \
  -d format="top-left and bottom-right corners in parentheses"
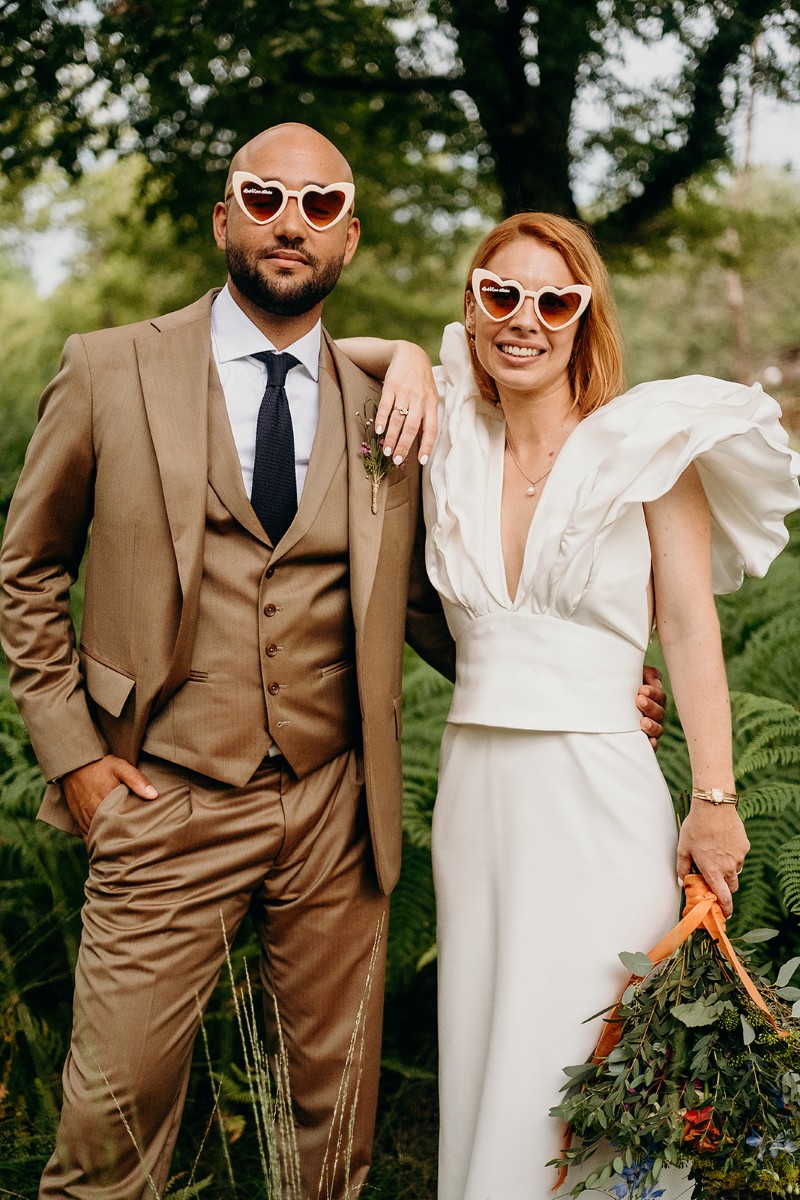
top-left (424, 323), bottom-right (800, 734)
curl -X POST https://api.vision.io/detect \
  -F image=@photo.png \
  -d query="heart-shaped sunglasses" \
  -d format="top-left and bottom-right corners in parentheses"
top-left (229, 172), bottom-right (355, 231)
top-left (471, 269), bottom-right (592, 330)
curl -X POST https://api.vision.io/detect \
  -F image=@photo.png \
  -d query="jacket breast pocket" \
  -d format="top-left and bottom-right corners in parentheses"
top-left (385, 474), bottom-right (410, 510)
top-left (80, 649), bottom-right (136, 717)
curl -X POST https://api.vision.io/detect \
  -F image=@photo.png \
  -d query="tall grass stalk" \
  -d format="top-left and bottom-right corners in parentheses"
top-left (194, 995), bottom-right (237, 1195)
top-left (85, 910), bottom-right (381, 1199)
top-left (318, 914), bottom-right (385, 1200)
top-left (215, 911), bottom-right (383, 1198)
top-left (88, 1050), bottom-right (162, 1200)
top-left (221, 917), bottom-right (283, 1193)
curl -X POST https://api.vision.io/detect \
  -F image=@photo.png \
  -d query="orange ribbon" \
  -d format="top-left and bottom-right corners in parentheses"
top-left (553, 873), bottom-right (780, 1193)
top-left (592, 873), bottom-right (778, 1063)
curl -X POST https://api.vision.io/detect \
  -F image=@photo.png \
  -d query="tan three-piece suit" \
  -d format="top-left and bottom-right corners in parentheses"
top-left (0, 289), bottom-right (454, 1199)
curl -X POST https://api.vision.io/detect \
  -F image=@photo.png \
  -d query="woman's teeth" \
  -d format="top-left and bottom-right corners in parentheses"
top-left (499, 344), bottom-right (544, 358)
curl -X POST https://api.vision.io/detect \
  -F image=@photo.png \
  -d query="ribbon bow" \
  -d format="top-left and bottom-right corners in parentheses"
top-left (592, 873), bottom-right (778, 1064)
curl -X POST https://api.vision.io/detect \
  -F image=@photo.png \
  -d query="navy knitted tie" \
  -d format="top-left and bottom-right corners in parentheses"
top-left (250, 351), bottom-right (300, 545)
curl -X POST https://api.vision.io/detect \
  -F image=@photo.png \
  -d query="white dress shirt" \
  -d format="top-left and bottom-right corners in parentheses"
top-left (210, 284), bottom-right (321, 500)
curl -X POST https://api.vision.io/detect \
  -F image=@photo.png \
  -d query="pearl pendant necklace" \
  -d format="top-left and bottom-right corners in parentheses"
top-left (505, 438), bottom-right (553, 497)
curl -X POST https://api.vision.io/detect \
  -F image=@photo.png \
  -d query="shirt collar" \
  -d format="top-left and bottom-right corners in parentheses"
top-left (211, 283), bottom-right (321, 381)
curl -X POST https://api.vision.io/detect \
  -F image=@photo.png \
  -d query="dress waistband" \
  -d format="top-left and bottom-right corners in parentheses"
top-left (447, 612), bottom-right (644, 733)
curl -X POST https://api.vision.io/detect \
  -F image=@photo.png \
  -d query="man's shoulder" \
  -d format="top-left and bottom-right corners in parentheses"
top-left (322, 327), bottom-right (382, 400)
top-left (75, 290), bottom-right (220, 354)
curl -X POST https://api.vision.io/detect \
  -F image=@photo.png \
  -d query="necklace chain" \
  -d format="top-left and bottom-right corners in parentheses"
top-left (505, 438), bottom-right (553, 497)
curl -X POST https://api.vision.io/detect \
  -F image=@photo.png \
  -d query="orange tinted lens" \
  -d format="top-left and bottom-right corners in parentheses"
top-left (478, 279), bottom-right (521, 318)
top-left (301, 188), bottom-right (348, 227)
top-left (240, 182), bottom-right (284, 221)
top-left (537, 290), bottom-right (582, 327)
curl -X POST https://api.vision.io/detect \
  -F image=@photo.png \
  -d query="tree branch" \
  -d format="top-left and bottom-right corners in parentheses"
top-left (272, 58), bottom-right (462, 96)
top-left (596, 0), bottom-right (778, 242)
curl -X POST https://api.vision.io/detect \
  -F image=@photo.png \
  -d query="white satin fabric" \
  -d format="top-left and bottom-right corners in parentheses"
top-left (426, 323), bottom-right (800, 1200)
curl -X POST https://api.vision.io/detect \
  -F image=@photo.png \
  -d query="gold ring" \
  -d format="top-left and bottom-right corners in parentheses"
top-left (397, 406), bottom-right (410, 416)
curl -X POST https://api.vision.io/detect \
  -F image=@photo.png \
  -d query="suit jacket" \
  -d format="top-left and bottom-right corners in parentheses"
top-left (0, 290), bottom-right (454, 894)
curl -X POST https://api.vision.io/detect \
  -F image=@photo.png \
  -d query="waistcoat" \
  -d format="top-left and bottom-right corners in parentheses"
top-left (142, 347), bottom-right (358, 784)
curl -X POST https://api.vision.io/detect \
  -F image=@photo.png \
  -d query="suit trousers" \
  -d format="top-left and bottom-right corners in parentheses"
top-left (39, 748), bottom-right (389, 1200)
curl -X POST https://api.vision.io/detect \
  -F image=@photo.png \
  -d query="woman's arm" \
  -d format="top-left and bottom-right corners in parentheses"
top-left (644, 463), bottom-right (750, 917)
top-left (337, 337), bottom-right (439, 465)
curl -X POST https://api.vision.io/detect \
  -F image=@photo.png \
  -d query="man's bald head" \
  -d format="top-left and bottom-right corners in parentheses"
top-left (213, 122), bottom-right (360, 339)
top-left (224, 123), bottom-right (353, 197)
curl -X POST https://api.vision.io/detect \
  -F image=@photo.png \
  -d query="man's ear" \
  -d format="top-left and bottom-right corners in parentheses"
top-left (342, 216), bottom-right (360, 266)
top-left (212, 201), bottom-right (228, 252)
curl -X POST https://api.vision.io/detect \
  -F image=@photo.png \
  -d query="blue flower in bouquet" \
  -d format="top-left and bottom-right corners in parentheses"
top-left (745, 1129), bottom-right (798, 1159)
top-left (610, 1156), bottom-right (666, 1199)
top-left (769, 1082), bottom-right (793, 1117)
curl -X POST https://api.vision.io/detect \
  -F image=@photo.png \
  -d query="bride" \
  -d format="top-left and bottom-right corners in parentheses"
top-left (341, 212), bottom-right (800, 1199)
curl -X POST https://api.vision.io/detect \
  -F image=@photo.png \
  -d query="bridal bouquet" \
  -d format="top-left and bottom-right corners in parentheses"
top-left (550, 875), bottom-right (800, 1199)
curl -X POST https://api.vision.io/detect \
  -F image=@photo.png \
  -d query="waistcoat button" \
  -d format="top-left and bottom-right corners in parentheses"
top-left (264, 603), bottom-right (277, 616)
top-left (267, 681), bottom-right (280, 695)
top-left (265, 566), bottom-right (276, 579)
top-left (266, 643), bottom-right (278, 657)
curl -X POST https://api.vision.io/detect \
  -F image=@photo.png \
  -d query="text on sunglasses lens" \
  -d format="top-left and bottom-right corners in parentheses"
top-left (232, 173), bottom-right (355, 230)
top-left (241, 183), bottom-right (284, 221)
top-left (472, 270), bottom-right (591, 331)
top-left (478, 280), bottom-right (521, 318)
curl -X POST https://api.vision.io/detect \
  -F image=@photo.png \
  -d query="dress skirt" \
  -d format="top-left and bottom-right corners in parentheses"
top-left (432, 722), bottom-right (695, 1200)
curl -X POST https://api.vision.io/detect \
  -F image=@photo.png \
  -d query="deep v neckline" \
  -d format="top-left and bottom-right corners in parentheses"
top-left (495, 419), bottom-right (583, 607)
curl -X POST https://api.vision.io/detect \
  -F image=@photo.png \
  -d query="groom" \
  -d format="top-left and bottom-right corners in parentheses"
top-left (0, 121), bottom-right (665, 1199)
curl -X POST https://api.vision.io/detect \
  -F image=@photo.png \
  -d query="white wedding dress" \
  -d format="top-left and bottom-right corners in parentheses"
top-left (424, 324), bottom-right (800, 1200)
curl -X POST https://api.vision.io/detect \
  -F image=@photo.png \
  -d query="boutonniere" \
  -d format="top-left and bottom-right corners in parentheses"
top-left (359, 398), bottom-right (402, 514)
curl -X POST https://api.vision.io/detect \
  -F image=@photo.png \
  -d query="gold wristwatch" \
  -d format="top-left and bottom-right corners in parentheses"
top-left (690, 786), bottom-right (739, 808)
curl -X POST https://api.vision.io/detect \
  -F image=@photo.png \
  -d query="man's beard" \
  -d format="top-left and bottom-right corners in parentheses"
top-left (226, 241), bottom-right (345, 317)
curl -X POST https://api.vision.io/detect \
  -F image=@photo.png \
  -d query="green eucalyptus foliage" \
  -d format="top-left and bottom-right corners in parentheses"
top-left (552, 929), bottom-right (800, 1199)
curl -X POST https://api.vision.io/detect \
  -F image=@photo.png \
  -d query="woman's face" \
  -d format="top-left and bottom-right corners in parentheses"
top-left (466, 236), bottom-right (580, 407)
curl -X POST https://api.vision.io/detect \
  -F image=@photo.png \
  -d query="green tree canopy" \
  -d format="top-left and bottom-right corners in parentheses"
top-left (2, 1), bottom-right (799, 244)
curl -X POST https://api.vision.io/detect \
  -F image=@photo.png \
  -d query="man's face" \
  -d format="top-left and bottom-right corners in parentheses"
top-left (213, 136), bottom-right (360, 320)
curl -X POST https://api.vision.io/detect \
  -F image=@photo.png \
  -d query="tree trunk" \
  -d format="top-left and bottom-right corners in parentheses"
top-left (449, 0), bottom-right (597, 217)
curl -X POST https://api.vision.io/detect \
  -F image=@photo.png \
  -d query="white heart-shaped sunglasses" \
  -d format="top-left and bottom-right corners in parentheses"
top-left (472, 269), bottom-right (592, 330)
top-left (229, 171), bottom-right (355, 231)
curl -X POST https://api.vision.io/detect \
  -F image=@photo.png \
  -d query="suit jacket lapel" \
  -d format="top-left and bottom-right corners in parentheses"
top-left (136, 315), bottom-right (209, 600)
top-left (328, 334), bottom-right (387, 630)
top-left (135, 303), bottom-right (212, 702)
top-left (206, 361), bottom-right (272, 545)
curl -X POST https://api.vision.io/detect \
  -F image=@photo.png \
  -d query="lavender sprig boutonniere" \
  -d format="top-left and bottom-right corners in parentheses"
top-left (359, 398), bottom-right (401, 513)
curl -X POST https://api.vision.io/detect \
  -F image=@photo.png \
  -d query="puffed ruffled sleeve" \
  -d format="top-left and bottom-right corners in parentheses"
top-left (541, 375), bottom-right (800, 610)
top-left (425, 324), bottom-right (509, 612)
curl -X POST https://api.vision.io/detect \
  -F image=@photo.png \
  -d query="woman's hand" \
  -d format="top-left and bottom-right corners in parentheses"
top-left (374, 341), bottom-right (439, 466)
top-left (676, 800), bottom-right (750, 918)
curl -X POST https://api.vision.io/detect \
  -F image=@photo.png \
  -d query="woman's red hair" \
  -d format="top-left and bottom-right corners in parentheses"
top-left (464, 213), bottom-right (625, 413)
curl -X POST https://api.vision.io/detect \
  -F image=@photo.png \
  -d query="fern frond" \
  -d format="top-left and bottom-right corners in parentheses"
top-left (731, 691), bottom-right (800, 778)
top-left (385, 843), bottom-right (436, 999)
top-left (777, 835), bottom-right (800, 919)
top-left (739, 781), bottom-right (800, 820)
top-left (718, 553), bottom-right (800, 667)
top-left (726, 594), bottom-right (800, 702)
top-left (728, 816), bottom-right (786, 937)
